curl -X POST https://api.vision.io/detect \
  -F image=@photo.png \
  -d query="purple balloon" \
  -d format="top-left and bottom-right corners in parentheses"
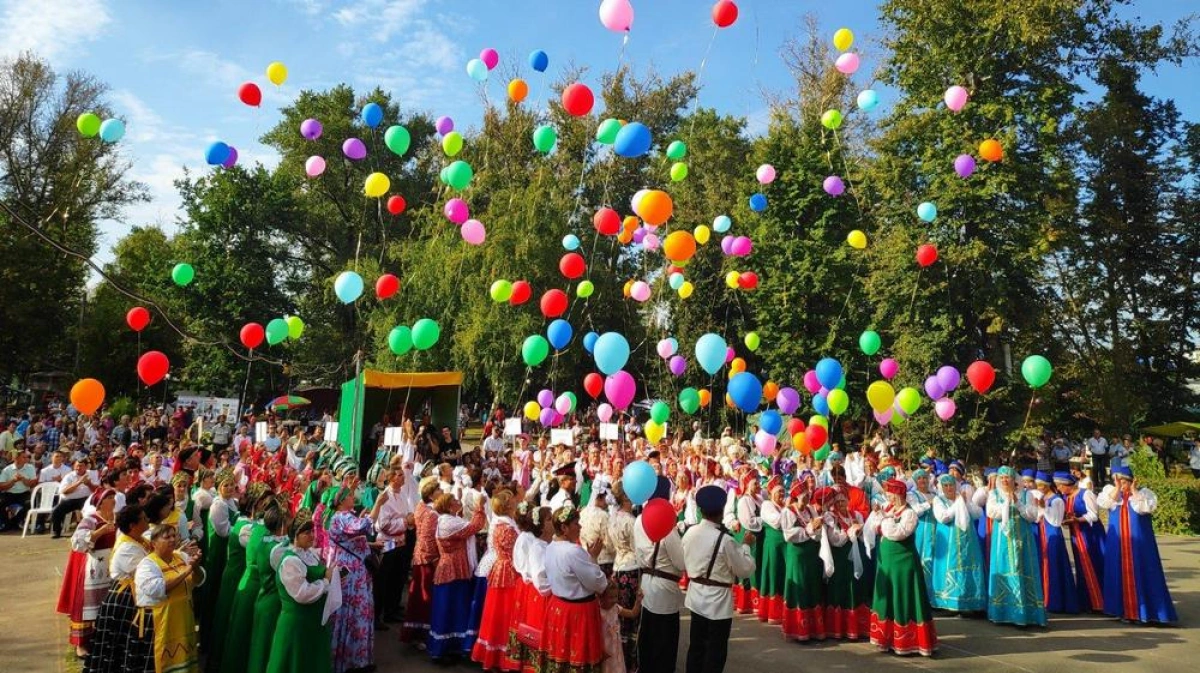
top-left (823, 175), bottom-right (845, 196)
top-left (776, 387), bottom-right (800, 415)
top-left (342, 137), bottom-right (367, 160)
top-left (954, 154), bottom-right (976, 178)
top-left (539, 407), bottom-right (557, 427)
top-left (668, 355), bottom-right (687, 376)
top-left (936, 365), bottom-right (961, 392)
top-left (803, 370), bottom-right (821, 394)
top-left (300, 118), bottom-right (323, 140)
top-left (632, 227), bottom-right (647, 244)
top-left (720, 236), bottom-right (734, 255)
top-left (221, 146), bottom-right (238, 169)
top-left (537, 389), bottom-right (555, 408)
top-left (436, 116), bottom-right (454, 135)
top-left (924, 375), bottom-right (945, 401)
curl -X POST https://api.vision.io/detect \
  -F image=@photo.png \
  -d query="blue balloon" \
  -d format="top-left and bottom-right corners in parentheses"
top-left (562, 234), bottom-right (581, 251)
top-left (614, 122), bottom-right (652, 158)
top-left (712, 215), bottom-right (732, 233)
top-left (917, 202), bottom-right (937, 223)
top-left (622, 460), bottom-right (657, 506)
top-left (583, 331), bottom-right (599, 353)
top-left (547, 319), bottom-right (573, 351)
top-left (466, 58), bottom-right (488, 82)
top-left (333, 271), bottom-right (364, 304)
top-left (361, 103), bottom-right (384, 128)
top-left (759, 409), bottom-right (782, 435)
top-left (815, 357), bottom-right (843, 390)
top-left (593, 332), bottom-right (630, 375)
top-left (205, 141), bottom-right (231, 166)
top-left (98, 119), bottom-right (125, 143)
top-left (856, 89), bottom-right (880, 112)
top-left (749, 193), bottom-right (768, 212)
top-left (694, 333), bottom-right (727, 376)
top-left (728, 372), bottom-right (763, 413)
top-left (529, 49), bottom-right (550, 73)
top-left (813, 392), bottom-right (830, 417)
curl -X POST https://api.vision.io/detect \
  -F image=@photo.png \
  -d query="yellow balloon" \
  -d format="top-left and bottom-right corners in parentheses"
top-left (266, 61), bottom-right (288, 86)
top-left (678, 281), bottom-right (694, 298)
top-left (847, 229), bottom-right (867, 249)
top-left (725, 271), bottom-right (740, 289)
top-left (833, 28), bottom-right (854, 52)
top-left (645, 419), bottom-right (665, 444)
top-left (364, 172), bottom-right (390, 198)
top-left (524, 401), bottom-right (541, 421)
top-left (693, 224), bottom-right (711, 245)
top-left (866, 380), bottom-right (896, 413)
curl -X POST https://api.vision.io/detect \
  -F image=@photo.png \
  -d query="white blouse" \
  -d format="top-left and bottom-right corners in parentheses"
top-left (512, 531), bottom-right (534, 580)
top-left (760, 500), bottom-right (784, 529)
top-left (780, 505), bottom-right (821, 544)
top-left (933, 493), bottom-right (981, 532)
top-left (880, 508), bottom-right (918, 541)
top-left (109, 538), bottom-right (149, 580)
top-left (608, 509), bottom-right (638, 572)
top-left (134, 552), bottom-right (196, 607)
top-left (527, 537), bottom-right (551, 596)
top-left (209, 497), bottom-right (237, 537)
top-left (579, 506), bottom-right (615, 565)
top-left (737, 495), bottom-right (763, 532)
top-left (541, 539), bottom-right (607, 600)
top-left (987, 489), bottom-right (1040, 523)
top-left (279, 548), bottom-right (329, 604)
top-left (1039, 495), bottom-right (1066, 527)
top-left (1097, 486), bottom-right (1158, 514)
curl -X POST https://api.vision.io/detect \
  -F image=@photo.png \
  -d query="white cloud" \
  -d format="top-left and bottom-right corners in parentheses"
top-left (0, 0), bottom-right (112, 63)
top-left (334, 0), bottom-right (426, 43)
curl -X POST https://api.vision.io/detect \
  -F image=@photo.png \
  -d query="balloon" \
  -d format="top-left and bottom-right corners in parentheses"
top-left (599, 0), bottom-right (634, 32)
top-left (866, 381), bottom-right (896, 412)
top-left (266, 61), bottom-right (288, 86)
top-left (540, 290), bottom-right (566, 317)
top-left (668, 355), bottom-right (687, 377)
top-left (445, 160), bottom-right (474, 190)
top-left (221, 146), bottom-right (240, 169)
top-left (856, 89), bottom-right (880, 112)
top-left (301, 118), bottom-right (323, 140)
top-left (285, 315), bottom-right (305, 340)
top-left (238, 82), bottom-right (261, 107)
top-left (381, 324), bottom-right (411, 355)
top-left (805, 424), bottom-right (828, 451)
top-left (873, 408), bottom-right (893, 425)
top-left (333, 271), bottom-right (363, 303)
top-left (559, 253), bottom-right (586, 279)
top-left (880, 358), bottom-right (899, 380)
top-left (935, 397), bottom-right (957, 421)
top-left (604, 370), bottom-right (636, 410)
top-left (755, 430), bottom-right (777, 455)
top-left (488, 279), bottom-right (514, 303)
top-left (342, 138), bottom-right (367, 160)
top-left (533, 125), bottom-right (557, 152)
top-left (126, 307), bottom-right (150, 332)
top-left (594, 332), bottom-right (631, 375)
top-left (916, 244), bottom-right (938, 267)
top-left (576, 280), bottom-right (595, 298)
top-left (442, 131), bottom-right (464, 156)
top-left (554, 394), bottom-right (572, 416)
top-left (859, 330), bottom-right (881, 355)
top-left (593, 208), bottom-right (621, 236)
top-left (937, 366), bottom-right (961, 392)
top-left (693, 225), bottom-right (711, 245)
top-left (954, 153), bottom-right (976, 178)
top-left (614, 122), bottom-right (652, 158)
top-left (755, 164), bottom-right (776, 184)
top-left (381, 195), bottom-right (405, 216)
top-left (562, 83), bottom-right (594, 116)
top-left (730, 236), bottom-right (752, 256)
top-left (508, 78), bottom-right (529, 102)
top-left (777, 387), bottom-right (800, 415)
top-left (70, 379), bottom-right (105, 415)
top-left (364, 172), bottom-right (390, 198)
top-left (655, 339), bottom-right (675, 359)
top-left (924, 376), bottom-right (945, 401)
top-left (835, 52), bottom-right (860, 74)
top-left (678, 281), bottom-right (694, 299)
top-left (259, 318), bottom-right (286, 346)
top-left (698, 389), bottom-right (712, 407)
top-left (582, 332), bottom-right (600, 354)
top-left (588, 118), bottom-right (620, 146)
top-left (524, 401), bottom-right (541, 421)
top-left (966, 360), bottom-right (996, 394)
top-left (896, 387), bottom-right (921, 414)
top-left (663, 231), bottom-right (696, 263)
top-left (759, 409), bottom-right (782, 435)
top-left (712, 215), bottom-right (732, 233)
top-left (669, 162), bottom-right (688, 182)
top-left (583, 373), bottom-right (605, 400)
top-left (1021, 355), bottom-right (1053, 388)
top-left (240, 322), bottom-right (265, 350)
top-left (695, 333), bottom-right (727, 376)
top-left (833, 27), bottom-right (854, 51)
top-left (728, 372), bottom-right (763, 413)
top-left (597, 403), bottom-right (614, 423)
top-left (749, 193), bottom-right (768, 212)
top-left (523, 335), bottom-right (550, 366)
top-left (98, 119), bottom-right (125, 143)
top-left (668, 273), bottom-right (684, 291)
top-left (384, 125), bottom-right (411, 156)
top-left (712, 0), bottom-right (739, 27)
top-left (979, 138), bottom-right (1004, 162)
top-left (443, 198), bottom-right (470, 224)
top-left (361, 102), bottom-right (384, 128)
top-left (461, 219), bottom-right (486, 245)
top-left (137, 351), bottom-right (170, 386)
top-left (823, 176), bottom-right (845, 196)
top-left (77, 113), bottom-right (101, 138)
top-left (827, 388), bottom-right (849, 415)
top-left (813, 392), bottom-right (830, 416)
top-left (635, 190), bottom-right (673, 226)
top-left (466, 58), bottom-right (488, 81)
top-left (813, 447), bottom-right (831, 462)
top-left (815, 358), bottom-right (843, 390)
top-left (630, 281), bottom-right (651, 302)
top-left (650, 401), bottom-right (670, 424)
top-left (529, 49), bottom-right (549, 72)
top-left (170, 263), bottom-right (194, 287)
top-left (730, 357), bottom-right (746, 375)
top-left (803, 370), bottom-right (821, 394)
top-left (944, 85), bottom-right (969, 112)
top-left (809, 414), bottom-right (829, 429)
top-left (435, 116), bottom-right (455, 135)
top-left (558, 234), bottom-right (580, 252)
top-left (411, 318), bottom-right (441, 350)
top-left (305, 156), bottom-right (326, 177)
top-left (547, 319), bottom-right (573, 350)
top-left (821, 109), bottom-right (843, 130)
top-left (917, 202), bottom-right (937, 223)
top-left (509, 280), bottom-right (532, 306)
top-left (205, 141), bottom-right (232, 166)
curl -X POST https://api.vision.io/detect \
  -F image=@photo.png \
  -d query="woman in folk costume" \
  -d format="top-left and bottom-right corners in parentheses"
top-left (428, 489), bottom-right (489, 660)
top-left (246, 505), bottom-right (292, 673)
top-left (84, 504), bottom-right (154, 673)
top-left (985, 466), bottom-right (1046, 627)
top-left (907, 469), bottom-right (936, 600)
top-left (325, 482), bottom-right (377, 673)
top-left (929, 474), bottom-right (986, 613)
top-left (467, 479), bottom-right (500, 653)
top-left (401, 477), bottom-right (443, 646)
top-left (210, 485), bottom-right (273, 672)
top-left (471, 490), bottom-right (522, 670)
top-left (606, 481), bottom-right (641, 673)
top-left (780, 479), bottom-right (829, 642)
top-left (537, 503), bottom-right (609, 673)
top-left (135, 523), bottom-right (204, 673)
top-left (724, 468), bottom-right (762, 615)
top-left (1054, 471), bottom-right (1105, 613)
top-left (671, 470), bottom-right (700, 531)
top-left (1097, 466), bottom-right (1177, 624)
top-left (866, 479), bottom-right (937, 657)
top-left (971, 467), bottom-right (997, 579)
top-left (1034, 471), bottom-right (1079, 614)
top-left (200, 472), bottom-right (238, 649)
top-left (223, 502), bottom-right (289, 673)
top-left (58, 488), bottom-right (119, 658)
top-left (755, 475), bottom-right (788, 624)
top-left (508, 503), bottom-right (553, 673)
top-left (265, 517), bottom-right (337, 673)
top-left (580, 477), bottom-right (616, 576)
top-left (820, 486), bottom-right (870, 640)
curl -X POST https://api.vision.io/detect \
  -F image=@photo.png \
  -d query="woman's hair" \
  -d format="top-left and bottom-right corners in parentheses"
top-left (144, 492), bottom-right (174, 524)
top-left (116, 504), bottom-right (145, 534)
top-left (263, 504), bottom-right (288, 535)
top-left (610, 479), bottom-right (631, 507)
top-left (289, 516), bottom-right (314, 541)
top-left (419, 477), bottom-right (442, 502)
top-left (551, 504), bottom-right (580, 536)
top-left (126, 482), bottom-right (154, 505)
top-left (148, 523), bottom-right (177, 541)
top-left (490, 489), bottom-right (513, 516)
top-left (432, 492), bottom-right (456, 514)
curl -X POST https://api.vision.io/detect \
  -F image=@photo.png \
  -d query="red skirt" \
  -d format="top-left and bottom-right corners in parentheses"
top-left (471, 583), bottom-right (520, 670)
top-left (57, 549), bottom-right (87, 618)
top-left (540, 595), bottom-right (604, 673)
top-left (508, 581), bottom-right (547, 673)
top-left (825, 605), bottom-right (870, 640)
top-left (732, 585), bottom-right (754, 614)
top-left (869, 615), bottom-right (937, 657)
top-left (402, 563), bottom-right (436, 643)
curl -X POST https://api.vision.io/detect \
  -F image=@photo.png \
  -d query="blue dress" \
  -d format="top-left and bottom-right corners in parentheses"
top-left (1036, 494), bottom-right (1078, 614)
top-left (910, 492), bottom-right (936, 601)
top-left (1067, 489), bottom-right (1106, 612)
top-left (929, 495), bottom-right (986, 612)
top-left (986, 489), bottom-right (1047, 626)
top-left (1101, 488), bottom-right (1177, 624)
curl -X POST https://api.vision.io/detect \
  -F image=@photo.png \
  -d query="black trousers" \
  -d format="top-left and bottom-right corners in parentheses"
top-left (1092, 455), bottom-right (1109, 487)
top-left (375, 529), bottom-right (415, 620)
top-left (686, 611), bottom-right (731, 673)
top-left (0, 491), bottom-right (31, 526)
top-left (637, 608), bottom-right (680, 673)
top-left (51, 497), bottom-right (86, 535)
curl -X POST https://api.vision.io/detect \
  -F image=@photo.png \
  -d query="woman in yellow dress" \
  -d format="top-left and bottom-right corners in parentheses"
top-left (135, 523), bottom-right (204, 673)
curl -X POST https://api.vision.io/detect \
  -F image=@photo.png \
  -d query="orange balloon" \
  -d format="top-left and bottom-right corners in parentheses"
top-left (792, 432), bottom-right (810, 454)
top-left (622, 280), bottom-right (633, 297)
top-left (763, 381), bottom-right (779, 401)
top-left (622, 215), bottom-right (640, 232)
top-left (637, 190), bottom-right (674, 226)
top-left (731, 357), bottom-right (747, 374)
top-left (617, 229), bottom-right (633, 245)
top-left (70, 378), bottom-right (106, 416)
top-left (662, 231), bottom-right (697, 262)
top-left (979, 138), bottom-right (1003, 162)
top-left (725, 393), bottom-right (735, 408)
top-left (698, 389), bottom-right (711, 407)
top-left (508, 78), bottom-right (529, 102)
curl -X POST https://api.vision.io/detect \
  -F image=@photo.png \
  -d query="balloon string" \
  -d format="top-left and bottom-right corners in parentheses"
top-left (685, 26), bottom-right (721, 142)
top-left (907, 267), bottom-right (923, 321)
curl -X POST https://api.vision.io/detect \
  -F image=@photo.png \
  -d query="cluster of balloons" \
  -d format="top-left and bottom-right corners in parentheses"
top-left (523, 388), bottom-right (579, 427)
top-left (387, 318), bottom-right (441, 355)
top-left (76, 113), bottom-right (125, 143)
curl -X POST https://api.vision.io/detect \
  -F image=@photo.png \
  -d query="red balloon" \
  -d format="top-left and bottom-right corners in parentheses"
top-left (386, 195), bottom-right (406, 215)
top-left (966, 360), bottom-right (996, 395)
top-left (509, 280), bottom-right (532, 306)
top-left (712, 0), bottom-right (739, 27)
top-left (561, 83), bottom-right (595, 117)
top-left (786, 417), bottom-right (806, 437)
top-left (738, 271), bottom-right (759, 290)
top-left (559, 253), bottom-right (586, 279)
top-left (594, 207), bottom-right (621, 236)
top-left (376, 273), bottom-right (400, 299)
top-left (640, 498), bottom-right (676, 543)
top-left (805, 424), bottom-right (827, 451)
top-left (584, 373), bottom-right (604, 399)
top-left (916, 244), bottom-right (938, 267)
top-left (666, 265), bottom-right (684, 276)
top-left (240, 323), bottom-right (265, 350)
top-left (126, 306), bottom-right (151, 332)
top-left (238, 82), bottom-right (262, 107)
top-left (137, 351), bottom-right (170, 386)
top-left (540, 289), bottom-right (568, 318)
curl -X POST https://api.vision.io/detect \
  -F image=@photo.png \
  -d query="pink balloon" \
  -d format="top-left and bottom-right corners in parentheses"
top-left (305, 156), bottom-right (326, 177)
top-left (935, 397), bottom-right (957, 421)
top-left (598, 0), bottom-right (634, 32)
top-left (604, 370), bottom-right (636, 410)
top-left (720, 236), bottom-right (734, 255)
top-left (880, 358), bottom-right (899, 380)
top-left (643, 233), bottom-right (660, 251)
top-left (835, 52), bottom-right (860, 75)
top-left (755, 164), bottom-right (776, 184)
top-left (461, 219), bottom-right (486, 245)
top-left (944, 85), bottom-right (969, 112)
top-left (823, 175), bottom-right (845, 196)
top-left (444, 198), bottom-right (470, 224)
top-left (555, 394), bottom-right (572, 415)
top-left (755, 430), bottom-right (777, 455)
top-left (630, 281), bottom-right (651, 302)
top-left (656, 339), bottom-right (674, 359)
top-left (803, 370), bottom-right (821, 394)
top-left (873, 408), bottom-right (893, 424)
top-left (480, 48), bottom-right (499, 70)
top-left (725, 347), bottom-right (736, 364)
top-left (730, 236), bottom-right (752, 256)
top-left (597, 403), bottom-right (614, 423)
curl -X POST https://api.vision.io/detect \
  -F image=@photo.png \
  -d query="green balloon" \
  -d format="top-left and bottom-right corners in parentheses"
top-left (859, 330), bottom-right (881, 356)
top-left (533, 125), bottom-right (557, 153)
top-left (576, 280), bottom-right (595, 298)
top-left (564, 392), bottom-right (578, 412)
top-left (522, 335), bottom-right (550, 367)
top-left (384, 125), bottom-right (411, 156)
top-left (837, 374), bottom-right (846, 390)
top-left (809, 414), bottom-right (828, 429)
top-left (439, 166), bottom-right (450, 184)
top-left (743, 332), bottom-right (760, 352)
top-left (813, 446), bottom-right (830, 462)
top-left (670, 162), bottom-right (688, 182)
top-left (490, 280), bottom-right (513, 302)
top-left (171, 263), bottom-right (194, 287)
top-left (821, 109), bottom-right (844, 130)
top-left (650, 400), bottom-right (670, 424)
top-left (896, 387), bottom-right (921, 414)
top-left (411, 318), bottom-right (440, 350)
top-left (1021, 355), bottom-right (1053, 388)
top-left (388, 325), bottom-right (413, 355)
top-left (265, 318), bottom-right (289, 346)
top-left (666, 140), bottom-right (687, 160)
top-left (595, 118), bottom-right (621, 145)
top-left (286, 315), bottom-right (305, 340)
top-left (445, 160), bottom-right (473, 191)
top-left (77, 113), bottom-right (101, 138)
top-left (679, 387), bottom-right (700, 415)
top-left (827, 388), bottom-right (849, 415)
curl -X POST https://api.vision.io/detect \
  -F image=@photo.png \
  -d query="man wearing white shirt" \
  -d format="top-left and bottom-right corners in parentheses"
top-left (634, 476), bottom-right (685, 673)
top-left (1086, 429), bottom-right (1109, 486)
top-left (481, 425), bottom-right (506, 458)
top-left (39, 450), bottom-right (72, 483)
top-left (52, 459), bottom-right (98, 537)
top-left (371, 467), bottom-right (415, 625)
top-left (142, 452), bottom-right (173, 486)
top-left (0, 450), bottom-right (39, 531)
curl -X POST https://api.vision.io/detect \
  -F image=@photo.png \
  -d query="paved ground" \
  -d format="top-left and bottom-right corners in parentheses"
top-left (3, 532), bottom-right (1196, 673)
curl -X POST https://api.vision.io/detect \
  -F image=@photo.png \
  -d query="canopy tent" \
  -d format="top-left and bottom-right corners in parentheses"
top-left (337, 370), bottom-right (463, 471)
top-left (1139, 421), bottom-right (1200, 438)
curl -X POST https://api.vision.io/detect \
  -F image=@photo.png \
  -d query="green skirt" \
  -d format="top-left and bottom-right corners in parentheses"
top-left (870, 534), bottom-right (937, 656)
top-left (782, 539), bottom-right (826, 640)
top-left (756, 524), bottom-right (787, 623)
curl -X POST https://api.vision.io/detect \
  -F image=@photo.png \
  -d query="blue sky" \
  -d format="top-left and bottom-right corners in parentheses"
top-left (1, 0), bottom-right (1195, 261)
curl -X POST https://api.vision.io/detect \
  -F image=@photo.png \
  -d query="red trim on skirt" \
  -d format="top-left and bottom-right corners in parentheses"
top-left (782, 605), bottom-right (826, 641)
top-left (732, 585), bottom-right (754, 614)
top-left (472, 583), bottom-right (520, 671)
top-left (824, 605), bottom-right (870, 640)
top-left (869, 614), bottom-right (937, 657)
top-left (755, 594), bottom-right (784, 624)
top-left (539, 596), bottom-right (603, 673)
top-left (402, 563), bottom-right (436, 642)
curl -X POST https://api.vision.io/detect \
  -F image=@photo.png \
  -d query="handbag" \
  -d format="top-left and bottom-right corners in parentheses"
top-left (333, 536), bottom-right (382, 574)
top-left (516, 622), bottom-right (542, 649)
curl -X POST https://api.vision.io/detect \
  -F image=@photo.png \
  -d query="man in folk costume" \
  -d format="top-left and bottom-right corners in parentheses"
top-left (723, 467), bottom-right (762, 614)
top-left (634, 476), bottom-right (685, 673)
top-left (681, 485), bottom-right (756, 673)
top-left (1055, 471), bottom-right (1105, 613)
top-left (544, 463), bottom-right (578, 511)
top-left (1097, 465), bottom-right (1177, 624)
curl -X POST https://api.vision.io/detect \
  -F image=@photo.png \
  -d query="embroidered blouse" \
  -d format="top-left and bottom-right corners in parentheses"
top-left (411, 501), bottom-right (441, 566)
top-left (433, 508), bottom-right (487, 585)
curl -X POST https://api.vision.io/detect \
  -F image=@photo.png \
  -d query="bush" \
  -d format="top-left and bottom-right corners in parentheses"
top-left (1129, 445), bottom-right (1165, 479)
top-left (1139, 477), bottom-right (1200, 536)
top-left (106, 396), bottom-right (138, 422)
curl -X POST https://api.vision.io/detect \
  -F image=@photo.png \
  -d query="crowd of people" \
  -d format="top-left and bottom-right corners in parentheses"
top-left (0, 398), bottom-right (1187, 673)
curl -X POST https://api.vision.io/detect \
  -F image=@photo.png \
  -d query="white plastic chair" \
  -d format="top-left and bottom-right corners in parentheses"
top-left (22, 481), bottom-right (59, 538)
